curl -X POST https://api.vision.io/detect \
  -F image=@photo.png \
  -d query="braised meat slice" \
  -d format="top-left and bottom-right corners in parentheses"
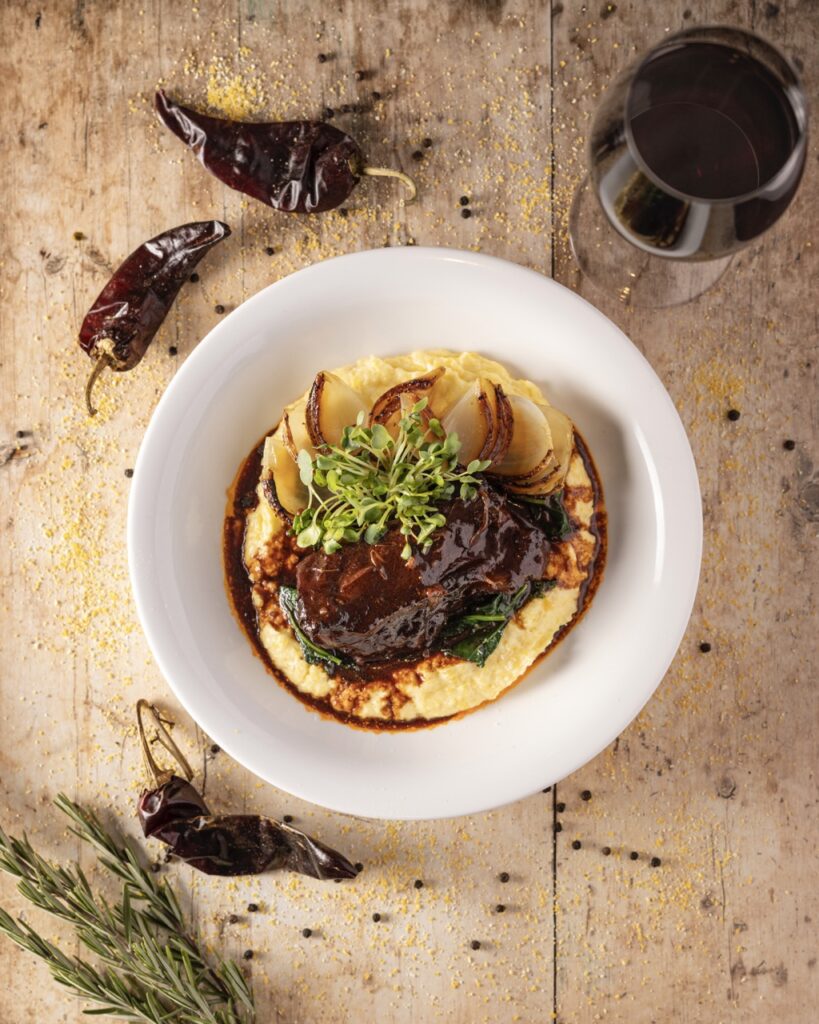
top-left (293, 484), bottom-right (549, 666)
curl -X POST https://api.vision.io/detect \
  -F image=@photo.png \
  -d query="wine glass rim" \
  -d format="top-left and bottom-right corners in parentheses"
top-left (624, 24), bottom-right (809, 207)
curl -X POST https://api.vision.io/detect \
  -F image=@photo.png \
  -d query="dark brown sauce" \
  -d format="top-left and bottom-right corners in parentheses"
top-left (223, 426), bottom-right (607, 731)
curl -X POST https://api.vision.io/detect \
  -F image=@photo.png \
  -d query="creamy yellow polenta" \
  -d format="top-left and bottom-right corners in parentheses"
top-left (242, 350), bottom-right (603, 727)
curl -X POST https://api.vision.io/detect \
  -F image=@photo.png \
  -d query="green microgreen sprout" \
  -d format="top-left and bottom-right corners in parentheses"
top-left (292, 398), bottom-right (490, 560)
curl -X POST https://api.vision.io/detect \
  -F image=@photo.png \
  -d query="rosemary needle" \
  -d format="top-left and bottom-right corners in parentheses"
top-left (0, 794), bottom-right (254, 1024)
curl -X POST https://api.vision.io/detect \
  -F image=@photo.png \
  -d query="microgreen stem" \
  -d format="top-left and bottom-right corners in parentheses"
top-left (292, 400), bottom-right (489, 559)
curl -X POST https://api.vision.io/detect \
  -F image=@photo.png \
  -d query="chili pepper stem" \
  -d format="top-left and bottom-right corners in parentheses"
top-left (85, 352), bottom-right (114, 417)
top-left (360, 165), bottom-right (418, 204)
top-left (136, 699), bottom-right (194, 788)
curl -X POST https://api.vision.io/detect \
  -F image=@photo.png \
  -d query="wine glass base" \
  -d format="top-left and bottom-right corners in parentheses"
top-left (569, 178), bottom-right (733, 308)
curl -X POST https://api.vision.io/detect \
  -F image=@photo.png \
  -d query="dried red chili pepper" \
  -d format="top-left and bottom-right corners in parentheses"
top-left (79, 220), bottom-right (230, 416)
top-left (136, 701), bottom-right (358, 881)
top-left (155, 90), bottom-right (416, 213)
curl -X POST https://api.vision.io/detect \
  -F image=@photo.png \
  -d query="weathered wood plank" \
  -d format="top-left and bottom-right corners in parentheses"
top-left (0, 1), bottom-right (815, 1022)
top-left (0, 2), bottom-right (560, 1022)
top-left (551, 2), bottom-right (818, 1022)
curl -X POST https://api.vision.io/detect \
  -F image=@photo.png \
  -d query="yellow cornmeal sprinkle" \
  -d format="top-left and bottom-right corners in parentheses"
top-left (6, 9), bottom-right (795, 1023)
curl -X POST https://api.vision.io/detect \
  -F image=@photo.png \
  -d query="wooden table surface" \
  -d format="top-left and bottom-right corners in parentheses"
top-left (1, 1), bottom-right (816, 1021)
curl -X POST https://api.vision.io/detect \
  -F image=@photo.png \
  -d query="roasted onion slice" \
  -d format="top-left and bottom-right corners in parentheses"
top-left (488, 394), bottom-right (554, 480)
top-left (377, 391), bottom-right (437, 440)
top-left (504, 470), bottom-right (560, 497)
top-left (441, 378), bottom-right (498, 465)
top-left (487, 384), bottom-right (513, 466)
top-left (369, 367), bottom-right (444, 427)
top-left (306, 371), bottom-right (368, 448)
top-left (503, 405), bottom-right (574, 496)
top-left (281, 397), bottom-right (315, 461)
top-left (261, 431), bottom-right (309, 520)
top-left (541, 403), bottom-right (574, 488)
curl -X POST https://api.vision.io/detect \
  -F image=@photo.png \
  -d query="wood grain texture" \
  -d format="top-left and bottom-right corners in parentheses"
top-left (0, 1), bottom-right (815, 1022)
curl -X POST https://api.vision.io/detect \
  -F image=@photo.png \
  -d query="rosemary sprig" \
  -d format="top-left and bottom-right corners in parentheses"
top-left (0, 795), bottom-right (254, 1024)
top-left (293, 398), bottom-right (490, 560)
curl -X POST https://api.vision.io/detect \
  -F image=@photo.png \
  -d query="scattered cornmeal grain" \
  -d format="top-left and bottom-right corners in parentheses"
top-left (12, 21), bottom-right (752, 1024)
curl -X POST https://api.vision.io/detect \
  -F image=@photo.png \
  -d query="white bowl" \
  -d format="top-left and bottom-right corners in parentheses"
top-left (128, 247), bottom-right (702, 820)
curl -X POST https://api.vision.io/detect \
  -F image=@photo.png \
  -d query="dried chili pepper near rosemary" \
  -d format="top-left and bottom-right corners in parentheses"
top-left (155, 90), bottom-right (416, 213)
top-left (136, 701), bottom-right (358, 880)
top-left (79, 220), bottom-right (230, 415)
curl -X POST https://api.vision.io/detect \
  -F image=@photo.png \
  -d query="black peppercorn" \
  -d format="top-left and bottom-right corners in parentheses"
top-left (214, 304), bottom-right (225, 315)
top-left (414, 878), bottom-right (424, 889)
top-left (699, 642), bottom-right (712, 653)
top-left (581, 790), bottom-right (592, 801)
top-left (727, 408), bottom-right (740, 421)
top-left (354, 862), bottom-right (364, 873)
top-left (461, 208), bottom-right (472, 219)
top-left (422, 137), bottom-right (433, 148)
top-left (283, 814), bottom-right (294, 823)
top-left (372, 912), bottom-right (381, 922)
top-left (630, 851), bottom-right (639, 861)
top-left (650, 856), bottom-right (662, 867)
top-left (338, 207), bottom-right (349, 218)
top-left (495, 903), bottom-right (505, 913)
top-left (124, 468), bottom-right (134, 478)
top-left (317, 53), bottom-right (328, 63)
top-left (572, 840), bottom-right (582, 850)
top-left (210, 744), bottom-right (220, 754)
top-left (301, 928), bottom-right (312, 938)
top-left (189, 272), bottom-right (200, 283)
top-left (371, 90), bottom-right (382, 101)
top-left (499, 872), bottom-right (510, 883)
top-left (228, 913), bottom-right (239, 924)
top-left (470, 940), bottom-right (481, 950)
top-left (15, 430), bottom-right (29, 438)
top-left (459, 195), bottom-right (470, 206)
top-left (554, 822), bottom-right (563, 833)
top-left (150, 862), bottom-right (161, 873)
top-left (243, 948), bottom-right (253, 959)
top-left (783, 439), bottom-right (796, 450)
top-left (247, 902), bottom-right (259, 913)
top-left (265, 246), bottom-right (275, 256)
top-left (602, 846), bottom-right (611, 856)
top-left (412, 150), bottom-right (424, 161)
top-left (542, 786), bottom-right (551, 794)
top-left (556, 801), bottom-right (566, 812)
top-left (323, 107), bottom-right (335, 119)
top-left (168, 345), bottom-right (178, 356)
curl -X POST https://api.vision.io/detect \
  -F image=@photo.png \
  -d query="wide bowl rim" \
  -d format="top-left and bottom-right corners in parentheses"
top-left (128, 245), bottom-right (702, 820)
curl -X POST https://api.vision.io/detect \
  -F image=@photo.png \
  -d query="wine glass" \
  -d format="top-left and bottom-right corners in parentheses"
top-left (569, 25), bottom-right (808, 308)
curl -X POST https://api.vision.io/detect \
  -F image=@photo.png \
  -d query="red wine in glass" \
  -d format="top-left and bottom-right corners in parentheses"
top-left (571, 26), bottom-right (808, 305)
